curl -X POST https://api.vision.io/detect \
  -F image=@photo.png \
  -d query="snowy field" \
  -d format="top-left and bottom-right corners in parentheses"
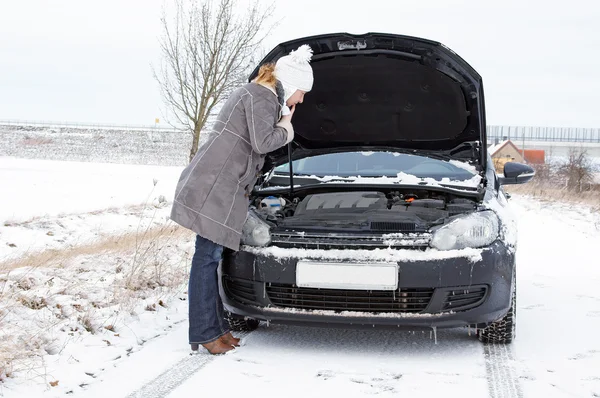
top-left (0, 157), bottom-right (182, 261)
top-left (0, 125), bottom-right (191, 166)
top-left (2, 124), bottom-right (599, 170)
top-left (1, 157), bottom-right (600, 398)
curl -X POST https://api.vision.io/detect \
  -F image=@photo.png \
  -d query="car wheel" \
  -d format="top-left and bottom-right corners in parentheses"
top-left (225, 310), bottom-right (260, 332)
top-left (478, 274), bottom-right (516, 344)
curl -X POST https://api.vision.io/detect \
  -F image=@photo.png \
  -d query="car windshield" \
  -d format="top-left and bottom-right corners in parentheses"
top-left (273, 151), bottom-right (476, 181)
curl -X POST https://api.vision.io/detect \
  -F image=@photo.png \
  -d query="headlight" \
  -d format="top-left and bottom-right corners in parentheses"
top-left (241, 210), bottom-right (271, 247)
top-left (430, 211), bottom-right (499, 250)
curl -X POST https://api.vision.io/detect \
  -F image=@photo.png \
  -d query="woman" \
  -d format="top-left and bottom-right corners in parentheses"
top-left (170, 45), bottom-right (314, 354)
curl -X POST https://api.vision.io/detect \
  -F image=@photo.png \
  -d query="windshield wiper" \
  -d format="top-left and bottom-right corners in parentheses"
top-left (274, 171), bottom-right (325, 177)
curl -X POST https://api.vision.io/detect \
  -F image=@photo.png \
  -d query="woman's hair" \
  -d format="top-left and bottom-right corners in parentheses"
top-left (253, 63), bottom-right (277, 87)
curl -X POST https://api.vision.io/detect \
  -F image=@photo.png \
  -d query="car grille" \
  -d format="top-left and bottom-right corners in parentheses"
top-left (270, 231), bottom-right (431, 250)
top-left (370, 221), bottom-right (416, 232)
top-left (223, 278), bottom-right (258, 306)
top-left (442, 286), bottom-right (488, 312)
top-left (266, 284), bottom-right (434, 313)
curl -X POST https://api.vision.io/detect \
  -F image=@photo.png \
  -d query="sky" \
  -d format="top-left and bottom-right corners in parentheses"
top-left (0, 0), bottom-right (599, 128)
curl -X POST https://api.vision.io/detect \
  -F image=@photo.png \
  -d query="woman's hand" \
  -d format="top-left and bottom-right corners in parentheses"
top-left (280, 104), bottom-right (295, 123)
top-left (277, 104), bottom-right (295, 144)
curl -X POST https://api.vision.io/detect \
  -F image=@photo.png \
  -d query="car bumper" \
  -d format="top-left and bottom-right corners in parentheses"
top-left (219, 241), bottom-right (514, 330)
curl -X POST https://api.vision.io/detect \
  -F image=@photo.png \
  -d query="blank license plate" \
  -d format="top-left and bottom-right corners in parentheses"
top-left (296, 261), bottom-right (398, 291)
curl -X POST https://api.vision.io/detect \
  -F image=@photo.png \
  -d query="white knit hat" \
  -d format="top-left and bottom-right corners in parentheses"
top-left (274, 44), bottom-right (314, 103)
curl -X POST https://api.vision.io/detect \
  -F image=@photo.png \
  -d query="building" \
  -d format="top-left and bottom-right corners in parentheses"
top-left (521, 149), bottom-right (546, 164)
top-left (488, 140), bottom-right (525, 172)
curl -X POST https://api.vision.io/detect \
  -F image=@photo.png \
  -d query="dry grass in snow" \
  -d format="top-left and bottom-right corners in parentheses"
top-left (505, 151), bottom-right (600, 211)
top-left (0, 222), bottom-right (194, 386)
top-left (505, 183), bottom-right (600, 211)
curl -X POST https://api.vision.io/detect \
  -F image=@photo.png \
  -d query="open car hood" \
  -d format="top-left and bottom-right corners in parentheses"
top-left (249, 33), bottom-right (488, 172)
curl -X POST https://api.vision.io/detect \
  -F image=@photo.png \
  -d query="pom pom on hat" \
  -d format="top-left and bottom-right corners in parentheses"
top-left (288, 44), bottom-right (313, 64)
top-left (275, 45), bottom-right (314, 101)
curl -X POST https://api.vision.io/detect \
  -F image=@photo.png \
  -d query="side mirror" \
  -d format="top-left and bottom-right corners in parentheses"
top-left (499, 162), bottom-right (535, 185)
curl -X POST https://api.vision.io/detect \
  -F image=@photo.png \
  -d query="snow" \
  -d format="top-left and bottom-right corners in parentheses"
top-left (262, 306), bottom-right (444, 318)
top-left (381, 237), bottom-right (431, 246)
top-left (380, 232), bottom-right (428, 239)
top-left (0, 157), bottom-right (184, 262)
top-left (242, 245), bottom-right (484, 263)
top-left (1, 156), bottom-right (600, 397)
top-left (0, 204), bottom-right (173, 262)
top-left (359, 151), bottom-right (401, 157)
top-left (0, 157), bottom-right (183, 223)
top-left (448, 159), bottom-right (479, 173)
top-left (0, 252), bottom-right (192, 396)
top-left (261, 157), bottom-right (482, 191)
top-left (483, 188), bottom-right (518, 248)
top-left (511, 197), bottom-right (600, 397)
top-left (0, 157), bottom-right (194, 396)
top-left (259, 184), bottom-right (302, 191)
top-left (169, 327), bottom-right (490, 397)
top-left (301, 171), bottom-right (482, 189)
top-left (380, 232), bottom-right (432, 246)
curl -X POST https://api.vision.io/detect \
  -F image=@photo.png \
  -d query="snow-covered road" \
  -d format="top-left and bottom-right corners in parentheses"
top-left (87, 195), bottom-right (600, 398)
top-left (1, 158), bottom-right (599, 398)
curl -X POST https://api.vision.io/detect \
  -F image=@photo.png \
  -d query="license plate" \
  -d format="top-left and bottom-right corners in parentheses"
top-left (296, 261), bottom-right (398, 291)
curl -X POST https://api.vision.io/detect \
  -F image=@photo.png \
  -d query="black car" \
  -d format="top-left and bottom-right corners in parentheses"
top-left (219, 33), bottom-right (534, 344)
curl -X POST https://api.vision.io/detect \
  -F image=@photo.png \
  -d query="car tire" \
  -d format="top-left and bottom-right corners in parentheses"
top-left (224, 310), bottom-right (260, 332)
top-left (478, 274), bottom-right (516, 344)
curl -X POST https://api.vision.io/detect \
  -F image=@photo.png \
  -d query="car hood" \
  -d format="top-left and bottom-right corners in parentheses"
top-left (249, 32), bottom-right (488, 171)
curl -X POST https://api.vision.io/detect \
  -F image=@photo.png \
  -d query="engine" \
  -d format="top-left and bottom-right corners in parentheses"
top-left (252, 190), bottom-right (478, 232)
top-left (295, 191), bottom-right (387, 214)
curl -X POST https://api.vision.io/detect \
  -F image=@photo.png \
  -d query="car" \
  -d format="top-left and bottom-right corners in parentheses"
top-left (219, 32), bottom-right (535, 344)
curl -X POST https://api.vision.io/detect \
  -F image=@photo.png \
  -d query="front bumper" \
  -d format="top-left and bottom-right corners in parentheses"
top-left (219, 241), bottom-right (514, 330)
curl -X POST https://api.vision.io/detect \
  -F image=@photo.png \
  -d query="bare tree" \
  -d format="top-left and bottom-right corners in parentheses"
top-left (558, 148), bottom-right (594, 192)
top-left (155, 0), bottom-right (275, 162)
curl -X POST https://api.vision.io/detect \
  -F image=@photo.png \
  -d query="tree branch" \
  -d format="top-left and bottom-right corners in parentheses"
top-left (153, 0), bottom-right (277, 161)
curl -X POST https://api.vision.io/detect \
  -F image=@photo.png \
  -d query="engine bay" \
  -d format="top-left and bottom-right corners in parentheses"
top-left (250, 189), bottom-right (479, 232)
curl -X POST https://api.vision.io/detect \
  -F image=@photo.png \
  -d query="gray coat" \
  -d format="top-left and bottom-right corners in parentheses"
top-left (170, 82), bottom-right (293, 251)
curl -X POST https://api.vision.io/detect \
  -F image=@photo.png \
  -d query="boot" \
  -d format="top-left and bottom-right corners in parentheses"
top-left (190, 338), bottom-right (235, 355)
top-left (220, 332), bottom-right (240, 347)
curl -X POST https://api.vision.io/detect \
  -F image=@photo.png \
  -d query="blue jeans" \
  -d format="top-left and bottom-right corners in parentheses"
top-left (188, 235), bottom-right (230, 344)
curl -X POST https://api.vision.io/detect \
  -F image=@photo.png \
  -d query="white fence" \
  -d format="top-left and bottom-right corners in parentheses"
top-left (1, 119), bottom-right (600, 143)
top-left (487, 126), bottom-right (600, 143)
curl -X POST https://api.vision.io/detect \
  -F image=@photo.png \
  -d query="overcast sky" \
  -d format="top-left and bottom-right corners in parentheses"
top-left (1, 0), bottom-right (599, 127)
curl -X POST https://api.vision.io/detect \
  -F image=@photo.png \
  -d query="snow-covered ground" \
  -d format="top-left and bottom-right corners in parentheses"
top-left (0, 157), bottom-right (192, 394)
top-left (0, 157), bottom-right (182, 222)
top-left (1, 157), bottom-right (600, 398)
top-left (0, 157), bottom-right (183, 262)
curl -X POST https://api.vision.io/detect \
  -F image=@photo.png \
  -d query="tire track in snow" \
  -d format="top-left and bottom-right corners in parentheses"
top-left (126, 331), bottom-right (252, 398)
top-left (484, 343), bottom-right (523, 398)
